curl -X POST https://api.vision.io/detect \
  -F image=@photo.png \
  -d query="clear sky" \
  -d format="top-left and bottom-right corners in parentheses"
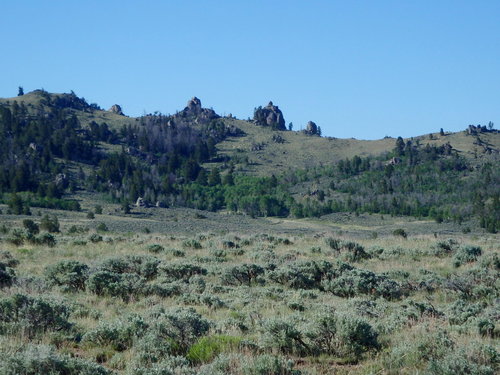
top-left (2, 1), bottom-right (499, 139)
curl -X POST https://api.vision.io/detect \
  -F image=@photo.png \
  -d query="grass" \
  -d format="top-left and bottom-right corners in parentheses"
top-left (0, 209), bottom-right (498, 374)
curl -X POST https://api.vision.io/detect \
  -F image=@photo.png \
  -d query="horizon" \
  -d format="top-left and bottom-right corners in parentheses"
top-left (2, 1), bottom-right (499, 140)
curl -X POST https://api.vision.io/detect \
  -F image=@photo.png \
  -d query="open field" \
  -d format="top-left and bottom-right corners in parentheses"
top-left (0, 207), bottom-right (498, 374)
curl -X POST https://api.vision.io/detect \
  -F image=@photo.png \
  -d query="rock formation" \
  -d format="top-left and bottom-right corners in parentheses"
top-left (253, 101), bottom-right (286, 130)
top-left (109, 104), bottom-right (124, 116)
top-left (304, 121), bottom-right (318, 135)
top-left (180, 97), bottom-right (218, 123)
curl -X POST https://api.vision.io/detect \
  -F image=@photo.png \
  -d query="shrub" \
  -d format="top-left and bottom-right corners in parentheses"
top-left (160, 263), bottom-right (207, 281)
top-left (0, 344), bottom-right (112, 375)
top-left (0, 262), bottom-right (16, 288)
top-left (133, 333), bottom-right (183, 367)
top-left (322, 267), bottom-right (403, 299)
top-left (40, 214), bottom-right (60, 233)
top-left (148, 244), bottom-right (165, 253)
top-left (426, 347), bottom-right (498, 375)
top-left (221, 264), bottom-right (265, 286)
top-left (432, 239), bottom-right (459, 257)
top-left (45, 260), bottom-right (89, 292)
top-left (89, 233), bottom-right (103, 243)
top-left (268, 260), bottom-right (336, 290)
top-left (141, 308), bottom-right (211, 355)
top-left (183, 239), bottom-right (202, 249)
top-left (261, 318), bottom-right (309, 355)
top-left (303, 311), bottom-right (379, 359)
top-left (198, 353), bottom-right (301, 375)
top-left (82, 315), bottom-right (148, 351)
top-left (0, 293), bottom-right (71, 337)
top-left (100, 255), bottom-right (161, 280)
top-left (453, 245), bottom-right (482, 267)
top-left (96, 222), bottom-right (108, 232)
top-left (334, 314), bottom-right (379, 358)
top-left (393, 228), bottom-right (407, 238)
top-left (36, 232), bottom-right (57, 247)
top-left (447, 299), bottom-right (483, 325)
top-left (187, 335), bottom-right (242, 364)
top-left (23, 219), bottom-right (39, 235)
top-left (0, 251), bottom-right (19, 268)
top-left (86, 270), bottom-right (128, 298)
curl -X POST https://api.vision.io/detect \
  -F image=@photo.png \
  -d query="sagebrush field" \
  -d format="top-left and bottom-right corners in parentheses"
top-left (0, 208), bottom-right (498, 375)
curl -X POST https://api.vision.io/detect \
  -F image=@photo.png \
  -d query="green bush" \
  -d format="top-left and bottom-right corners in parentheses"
top-left (36, 232), bottom-right (57, 247)
top-left (45, 260), bottom-right (89, 292)
top-left (187, 335), bottom-right (242, 364)
top-left (0, 344), bottom-right (112, 375)
top-left (100, 255), bottom-right (161, 280)
top-left (221, 264), bottom-right (265, 286)
top-left (0, 251), bottom-right (19, 268)
top-left (147, 244), bottom-right (165, 253)
top-left (198, 353), bottom-right (301, 375)
top-left (0, 294), bottom-right (71, 337)
top-left (183, 239), bottom-right (202, 249)
top-left (153, 308), bottom-right (211, 354)
top-left (426, 347), bottom-right (498, 375)
top-left (86, 270), bottom-right (143, 300)
top-left (82, 315), bottom-right (148, 351)
top-left (160, 263), bottom-right (207, 281)
top-left (453, 245), bottom-right (482, 267)
top-left (23, 219), bottom-right (39, 235)
top-left (0, 262), bottom-right (16, 288)
top-left (393, 228), bottom-right (407, 238)
top-left (89, 233), bottom-right (103, 243)
top-left (40, 214), bottom-right (60, 233)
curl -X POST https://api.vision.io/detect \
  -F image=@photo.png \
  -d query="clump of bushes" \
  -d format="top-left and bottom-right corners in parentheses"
top-left (0, 294), bottom-right (71, 337)
top-left (147, 244), bottom-right (164, 253)
top-left (453, 245), bottom-right (482, 267)
top-left (45, 260), bottom-right (89, 292)
top-left (0, 344), bottom-right (112, 375)
top-left (160, 263), bottom-right (207, 282)
top-left (0, 251), bottom-right (18, 288)
top-left (82, 315), bottom-right (148, 351)
top-left (198, 353), bottom-right (301, 375)
top-left (268, 260), bottom-right (403, 299)
top-left (221, 264), bottom-right (265, 286)
top-left (261, 310), bottom-right (379, 360)
top-left (324, 238), bottom-right (371, 262)
top-left (100, 255), bottom-right (161, 280)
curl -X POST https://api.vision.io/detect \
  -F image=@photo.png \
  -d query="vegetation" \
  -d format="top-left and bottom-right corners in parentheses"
top-left (0, 89), bottom-right (498, 374)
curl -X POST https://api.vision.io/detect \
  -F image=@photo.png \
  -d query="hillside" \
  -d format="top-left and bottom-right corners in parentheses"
top-left (0, 89), bottom-right (499, 233)
top-left (3, 90), bottom-right (499, 177)
top-left (0, 89), bottom-right (498, 375)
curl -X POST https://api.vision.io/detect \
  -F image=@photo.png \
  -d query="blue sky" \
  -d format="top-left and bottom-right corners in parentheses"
top-left (2, 1), bottom-right (499, 139)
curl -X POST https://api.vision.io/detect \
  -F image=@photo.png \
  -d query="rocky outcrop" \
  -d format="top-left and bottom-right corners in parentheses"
top-left (253, 101), bottom-right (286, 130)
top-left (109, 104), bottom-right (124, 116)
top-left (180, 97), bottom-right (218, 123)
top-left (304, 121), bottom-right (318, 135)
